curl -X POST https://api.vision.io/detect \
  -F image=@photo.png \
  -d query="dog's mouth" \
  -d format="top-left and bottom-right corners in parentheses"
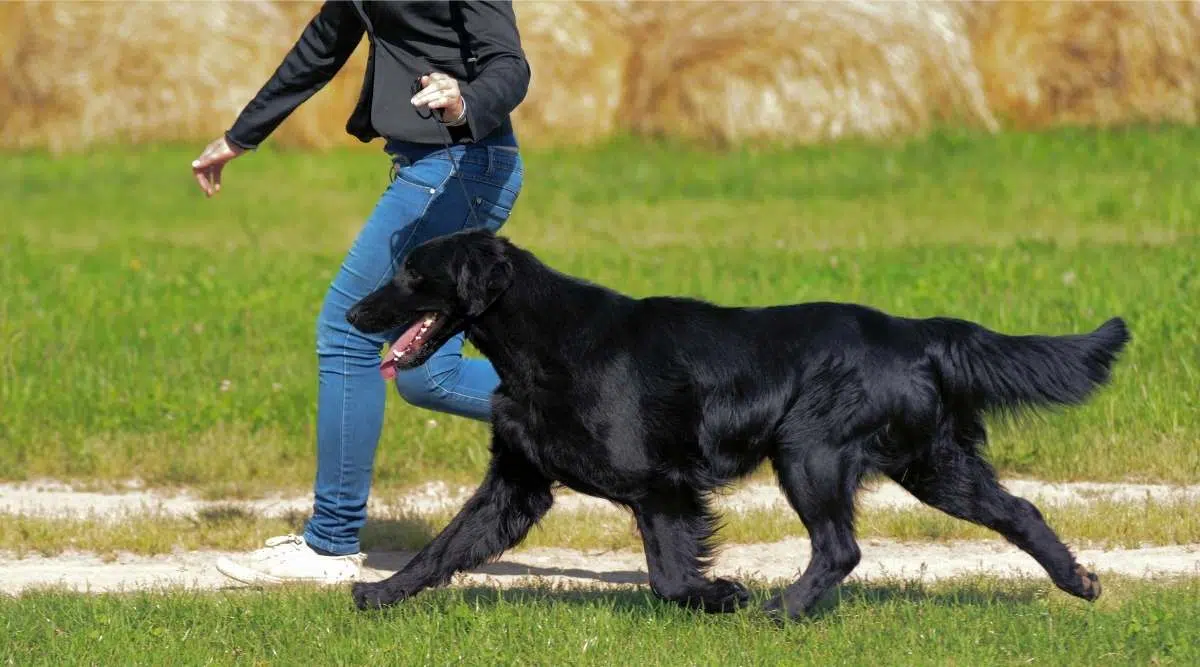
top-left (380, 312), bottom-right (447, 379)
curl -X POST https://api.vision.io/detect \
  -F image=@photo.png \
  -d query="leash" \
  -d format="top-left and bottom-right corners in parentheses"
top-left (410, 74), bottom-right (510, 320)
top-left (411, 75), bottom-right (483, 231)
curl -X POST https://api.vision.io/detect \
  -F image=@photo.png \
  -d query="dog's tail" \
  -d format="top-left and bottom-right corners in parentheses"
top-left (925, 316), bottom-right (1130, 413)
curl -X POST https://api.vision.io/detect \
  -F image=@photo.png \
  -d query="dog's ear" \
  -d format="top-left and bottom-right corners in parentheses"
top-left (453, 233), bottom-right (514, 318)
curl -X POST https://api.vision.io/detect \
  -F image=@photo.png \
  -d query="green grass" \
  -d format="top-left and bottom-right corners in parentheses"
top-left (4, 576), bottom-right (1198, 666)
top-left (1, 126), bottom-right (1197, 493)
top-left (6, 495), bottom-right (1200, 558)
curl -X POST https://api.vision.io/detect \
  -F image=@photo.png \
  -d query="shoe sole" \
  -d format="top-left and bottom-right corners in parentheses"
top-left (214, 557), bottom-right (360, 587)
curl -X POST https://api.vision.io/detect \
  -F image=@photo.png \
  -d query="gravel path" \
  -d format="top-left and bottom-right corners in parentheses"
top-left (5, 539), bottom-right (1197, 596)
top-left (3, 478), bottom-right (1198, 597)
top-left (4, 478), bottom-right (1197, 520)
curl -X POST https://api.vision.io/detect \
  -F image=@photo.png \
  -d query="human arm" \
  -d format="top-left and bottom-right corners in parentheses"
top-left (409, 1), bottom-right (530, 140)
top-left (192, 1), bottom-right (364, 196)
top-left (224, 1), bottom-right (366, 150)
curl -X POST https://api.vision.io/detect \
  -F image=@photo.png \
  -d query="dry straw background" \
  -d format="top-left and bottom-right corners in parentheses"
top-left (2, 1), bottom-right (1198, 153)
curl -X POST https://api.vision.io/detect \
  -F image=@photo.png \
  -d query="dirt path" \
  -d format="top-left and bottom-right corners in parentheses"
top-left (5, 478), bottom-right (1198, 520)
top-left (5, 539), bottom-right (1198, 596)
top-left (4, 479), bottom-right (1198, 596)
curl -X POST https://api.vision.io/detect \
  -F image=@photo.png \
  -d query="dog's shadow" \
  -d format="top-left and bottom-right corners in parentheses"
top-left (443, 581), bottom-right (1045, 620)
top-left (359, 516), bottom-right (648, 586)
top-left (356, 518), bottom-right (1044, 617)
top-left (794, 580), bottom-right (1044, 620)
top-left (364, 549), bottom-right (650, 586)
top-left (362, 548), bottom-right (648, 587)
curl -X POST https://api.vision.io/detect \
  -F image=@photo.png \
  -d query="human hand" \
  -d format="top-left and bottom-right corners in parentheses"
top-left (191, 136), bottom-right (244, 197)
top-left (410, 72), bottom-right (466, 124)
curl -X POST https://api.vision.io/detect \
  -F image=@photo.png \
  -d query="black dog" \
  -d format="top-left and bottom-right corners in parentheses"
top-left (346, 228), bottom-right (1129, 619)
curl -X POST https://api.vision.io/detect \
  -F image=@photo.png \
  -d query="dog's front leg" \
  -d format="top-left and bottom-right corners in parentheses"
top-left (352, 449), bottom-right (552, 610)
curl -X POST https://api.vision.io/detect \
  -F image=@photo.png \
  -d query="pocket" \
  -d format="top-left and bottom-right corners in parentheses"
top-left (391, 159), bottom-right (452, 193)
top-left (460, 148), bottom-right (523, 232)
top-left (464, 190), bottom-right (518, 233)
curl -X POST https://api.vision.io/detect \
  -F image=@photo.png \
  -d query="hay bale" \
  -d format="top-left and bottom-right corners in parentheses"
top-left (615, 0), bottom-right (998, 145)
top-left (3, 0), bottom-right (1199, 152)
top-left (264, 1), bottom-right (370, 150)
top-left (0, 0), bottom-right (367, 152)
top-left (969, 1), bottom-right (1200, 128)
top-left (508, 2), bottom-right (631, 146)
top-left (0, 0), bottom-right (627, 151)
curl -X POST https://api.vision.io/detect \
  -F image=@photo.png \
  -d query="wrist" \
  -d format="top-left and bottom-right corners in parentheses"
top-left (441, 99), bottom-right (467, 127)
top-left (223, 130), bottom-right (254, 153)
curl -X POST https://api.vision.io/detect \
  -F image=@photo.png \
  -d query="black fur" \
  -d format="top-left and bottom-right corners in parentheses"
top-left (346, 229), bottom-right (1129, 619)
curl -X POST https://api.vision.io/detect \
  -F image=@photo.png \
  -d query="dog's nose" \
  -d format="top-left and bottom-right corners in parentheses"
top-left (345, 305), bottom-right (362, 326)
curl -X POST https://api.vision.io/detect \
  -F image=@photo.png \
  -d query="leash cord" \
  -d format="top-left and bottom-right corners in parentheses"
top-left (412, 75), bottom-right (483, 231)
top-left (409, 74), bottom-right (508, 320)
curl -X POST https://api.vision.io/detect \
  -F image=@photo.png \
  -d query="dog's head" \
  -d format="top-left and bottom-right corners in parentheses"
top-left (347, 228), bottom-right (514, 378)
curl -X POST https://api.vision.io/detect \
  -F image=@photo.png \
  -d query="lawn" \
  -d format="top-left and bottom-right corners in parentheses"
top-left (4, 576), bottom-right (1198, 666)
top-left (1, 126), bottom-right (1197, 494)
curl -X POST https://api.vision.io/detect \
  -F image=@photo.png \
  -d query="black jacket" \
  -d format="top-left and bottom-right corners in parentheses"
top-left (226, 1), bottom-right (530, 149)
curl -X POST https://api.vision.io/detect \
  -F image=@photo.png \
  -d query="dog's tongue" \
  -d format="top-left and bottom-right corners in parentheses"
top-left (379, 319), bottom-right (427, 380)
top-left (379, 347), bottom-right (401, 381)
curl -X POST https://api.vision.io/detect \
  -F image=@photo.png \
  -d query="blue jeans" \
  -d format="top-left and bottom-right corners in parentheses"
top-left (304, 133), bottom-right (523, 556)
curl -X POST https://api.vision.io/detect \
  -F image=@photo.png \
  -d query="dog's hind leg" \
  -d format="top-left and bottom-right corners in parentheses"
top-left (888, 439), bottom-right (1100, 602)
top-left (765, 442), bottom-right (865, 620)
top-left (633, 491), bottom-right (750, 613)
top-left (352, 448), bottom-right (553, 610)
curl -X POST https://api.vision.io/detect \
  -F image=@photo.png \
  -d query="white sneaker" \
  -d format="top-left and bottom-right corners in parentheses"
top-left (215, 534), bottom-right (366, 585)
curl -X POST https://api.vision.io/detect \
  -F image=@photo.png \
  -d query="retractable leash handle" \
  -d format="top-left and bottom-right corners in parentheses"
top-left (412, 73), bottom-right (484, 231)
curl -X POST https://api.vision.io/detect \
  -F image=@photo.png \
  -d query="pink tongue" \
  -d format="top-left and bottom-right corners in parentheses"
top-left (380, 354), bottom-right (399, 381)
top-left (379, 318), bottom-right (429, 380)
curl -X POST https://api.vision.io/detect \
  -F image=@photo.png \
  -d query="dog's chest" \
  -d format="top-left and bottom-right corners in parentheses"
top-left (492, 394), bottom-right (631, 497)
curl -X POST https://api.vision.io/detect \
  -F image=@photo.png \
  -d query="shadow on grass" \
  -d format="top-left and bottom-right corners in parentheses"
top-left (794, 579), bottom-right (1044, 620)
top-left (337, 580), bottom-right (1047, 623)
top-left (363, 549), bottom-right (649, 587)
top-left (447, 580), bottom-right (1041, 611)
top-left (358, 516), bottom-right (442, 552)
top-left (358, 542), bottom-right (1045, 618)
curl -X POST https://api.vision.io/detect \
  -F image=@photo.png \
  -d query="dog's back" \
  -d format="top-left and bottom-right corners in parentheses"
top-left (600, 296), bottom-right (1130, 479)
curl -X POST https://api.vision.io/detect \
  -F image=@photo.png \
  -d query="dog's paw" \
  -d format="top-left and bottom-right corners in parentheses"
top-left (352, 581), bottom-right (405, 611)
top-left (706, 578), bottom-right (751, 613)
top-left (762, 594), bottom-right (789, 621)
top-left (1073, 565), bottom-right (1102, 602)
top-left (677, 578), bottom-right (750, 614)
top-left (761, 592), bottom-right (810, 623)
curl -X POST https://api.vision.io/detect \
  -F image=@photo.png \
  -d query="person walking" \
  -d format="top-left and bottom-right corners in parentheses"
top-left (190, 1), bottom-right (530, 585)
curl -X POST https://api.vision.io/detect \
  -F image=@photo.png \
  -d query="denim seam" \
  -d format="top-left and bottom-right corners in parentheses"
top-left (458, 174), bottom-right (523, 195)
top-left (421, 362), bottom-right (494, 408)
top-left (329, 174), bottom-right (444, 555)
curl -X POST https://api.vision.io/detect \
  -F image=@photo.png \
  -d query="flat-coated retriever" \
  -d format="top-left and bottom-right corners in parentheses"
top-left (346, 228), bottom-right (1129, 619)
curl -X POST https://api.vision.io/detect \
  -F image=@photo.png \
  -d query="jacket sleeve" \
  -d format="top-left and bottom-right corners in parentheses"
top-left (225, 2), bottom-right (365, 150)
top-left (456, 1), bottom-right (531, 140)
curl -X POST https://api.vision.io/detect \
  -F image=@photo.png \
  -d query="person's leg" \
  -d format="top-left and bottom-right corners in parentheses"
top-left (305, 153), bottom-right (469, 556)
top-left (392, 333), bottom-right (496, 421)
top-left (307, 139), bottom-right (525, 555)
top-left (217, 139), bottom-right (525, 584)
top-left (392, 141), bottom-right (524, 421)
top-left (216, 155), bottom-right (453, 584)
